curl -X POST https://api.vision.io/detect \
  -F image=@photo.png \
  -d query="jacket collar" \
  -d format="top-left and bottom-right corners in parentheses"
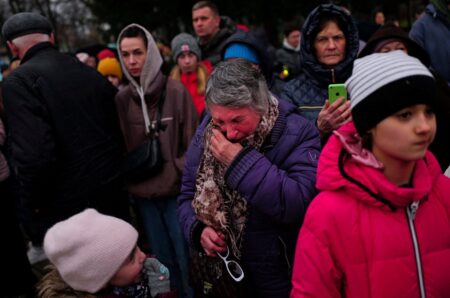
top-left (317, 122), bottom-right (440, 210)
top-left (21, 41), bottom-right (55, 64)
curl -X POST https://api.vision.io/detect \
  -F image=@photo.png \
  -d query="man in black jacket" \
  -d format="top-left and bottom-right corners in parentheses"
top-left (1, 12), bottom-right (130, 263)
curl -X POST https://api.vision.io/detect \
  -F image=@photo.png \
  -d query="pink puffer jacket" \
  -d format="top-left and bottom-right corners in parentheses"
top-left (291, 122), bottom-right (450, 298)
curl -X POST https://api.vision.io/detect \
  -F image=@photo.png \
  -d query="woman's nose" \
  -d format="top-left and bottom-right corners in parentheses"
top-left (226, 127), bottom-right (238, 140)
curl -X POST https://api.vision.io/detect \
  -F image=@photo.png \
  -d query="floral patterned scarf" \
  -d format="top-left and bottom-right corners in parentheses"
top-left (192, 96), bottom-right (279, 258)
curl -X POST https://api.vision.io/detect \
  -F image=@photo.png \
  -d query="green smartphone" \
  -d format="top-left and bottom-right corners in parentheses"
top-left (328, 84), bottom-right (348, 105)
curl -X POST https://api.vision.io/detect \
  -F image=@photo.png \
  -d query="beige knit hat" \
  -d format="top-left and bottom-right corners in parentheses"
top-left (43, 209), bottom-right (138, 293)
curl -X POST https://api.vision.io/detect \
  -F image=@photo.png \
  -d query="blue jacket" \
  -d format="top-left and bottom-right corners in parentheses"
top-left (177, 99), bottom-right (320, 297)
top-left (281, 4), bottom-right (359, 123)
top-left (410, 3), bottom-right (450, 84)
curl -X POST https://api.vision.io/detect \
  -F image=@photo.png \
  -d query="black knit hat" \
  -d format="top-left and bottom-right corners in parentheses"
top-left (2, 12), bottom-right (52, 41)
top-left (346, 51), bottom-right (436, 136)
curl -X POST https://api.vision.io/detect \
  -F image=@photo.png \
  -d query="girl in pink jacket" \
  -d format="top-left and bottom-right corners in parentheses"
top-left (291, 51), bottom-right (450, 298)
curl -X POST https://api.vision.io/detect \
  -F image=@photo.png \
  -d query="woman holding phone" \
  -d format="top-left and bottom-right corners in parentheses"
top-left (291, 51), bottom-right (450, 297)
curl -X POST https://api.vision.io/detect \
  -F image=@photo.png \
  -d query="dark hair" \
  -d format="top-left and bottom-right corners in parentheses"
top-left (311, 13), bottom-right (347, 49)
top-left (119, 26), bottom-right (148, 48)
top-left (192, 0), bottom-right (219, 15)
top-left (361, 132), bottom-right (373, 150)
top-left (283, 23), bottom-right (301, 38)
top-left (315, 13), bottom-right (347, 38)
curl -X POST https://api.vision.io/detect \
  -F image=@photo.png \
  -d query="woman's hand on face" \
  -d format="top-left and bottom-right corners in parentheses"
top-left (200, 226), bottom-right (227, 257)
top-left (210, 129), bottom-right (243, 166)
top-left (317, 98), bottom-right (352, 137)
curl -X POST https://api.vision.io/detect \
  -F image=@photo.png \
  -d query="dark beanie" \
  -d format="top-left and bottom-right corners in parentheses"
top-left (346, 51), bottom-right (436, 136)
top-left (2, 12), bottom-right (52, 41)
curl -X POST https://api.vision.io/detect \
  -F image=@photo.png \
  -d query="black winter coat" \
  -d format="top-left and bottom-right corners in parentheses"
top-left (2, 42), bottom-right (129, 243)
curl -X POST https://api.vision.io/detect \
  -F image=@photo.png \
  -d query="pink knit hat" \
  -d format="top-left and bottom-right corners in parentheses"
top-left (43, 209), bottom-right (138, 293)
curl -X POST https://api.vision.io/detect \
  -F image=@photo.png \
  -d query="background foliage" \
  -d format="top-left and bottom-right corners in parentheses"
top-left (0, 0), bottom-right (427, 53)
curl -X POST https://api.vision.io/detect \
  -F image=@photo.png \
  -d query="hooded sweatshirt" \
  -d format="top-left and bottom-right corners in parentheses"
top-left (115, 24), bottom-right (198, 199)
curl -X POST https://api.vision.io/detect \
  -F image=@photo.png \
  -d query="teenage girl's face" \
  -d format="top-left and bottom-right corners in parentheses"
top-left (109, 246), bottom-right (146, 287)
top-left (177, 52), bottom-right (199, 73)
top-left (370, 104), bottom-right (436, 165)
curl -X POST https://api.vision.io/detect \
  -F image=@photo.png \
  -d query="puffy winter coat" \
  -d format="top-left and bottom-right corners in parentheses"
top-left (291, 122), bottom-right (450, 298)
top-left (410, 3), bottom-right (450, 84)
top-left (178, 99), bottom-right (320, 297)
top-left (281, 4), bottom-right (359, 123)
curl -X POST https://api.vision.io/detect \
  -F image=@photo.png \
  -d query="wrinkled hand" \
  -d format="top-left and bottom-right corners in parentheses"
top-left (317, 97), bottom-right (352, 138)
top-left (200, 226), bottom-right (226, 257)
top-left (209, 129), bottom-right (243, 166)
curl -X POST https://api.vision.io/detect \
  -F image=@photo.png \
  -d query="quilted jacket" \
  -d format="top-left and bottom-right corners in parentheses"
top-left (281, 4), bottom-right (359, 123)
top-left (178, 99), bottom-right (320, 297)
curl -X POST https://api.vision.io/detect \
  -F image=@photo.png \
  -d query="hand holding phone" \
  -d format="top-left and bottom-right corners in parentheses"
top-left (328, 84), bottom-right (348, 105)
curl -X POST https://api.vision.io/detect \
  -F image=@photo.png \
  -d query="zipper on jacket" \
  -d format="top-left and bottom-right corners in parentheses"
top-left (330, 68), bottom-right (336, 83)
top-left (278, 236), bottom-right (291, 273)
top-left (406, 201), bottom-right (426, 298)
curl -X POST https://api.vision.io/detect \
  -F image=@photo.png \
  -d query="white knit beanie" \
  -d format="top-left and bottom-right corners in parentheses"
top-left (44, 209), bottom-right (138, 293)
top-left (345, 50), bottom-right (436, 135)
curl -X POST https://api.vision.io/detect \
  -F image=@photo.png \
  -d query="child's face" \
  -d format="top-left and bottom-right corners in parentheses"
top-left (109, 245), bottom-right (146, 287)
top-left (370, 104), bottom-right (436, 164)
top-left (177, 51), bottom-right (198, 73)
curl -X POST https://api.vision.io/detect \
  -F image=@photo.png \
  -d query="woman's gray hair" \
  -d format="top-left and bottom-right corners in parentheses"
top-left (206, 59), bottom-right (271, 114)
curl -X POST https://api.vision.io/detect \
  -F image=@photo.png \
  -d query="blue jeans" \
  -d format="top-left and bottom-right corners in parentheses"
top-left (135, 196), bottom-right (193, 298)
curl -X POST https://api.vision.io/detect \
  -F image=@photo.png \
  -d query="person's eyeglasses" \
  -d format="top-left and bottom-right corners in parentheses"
top-left (217, 247), bottom-right (244, 282)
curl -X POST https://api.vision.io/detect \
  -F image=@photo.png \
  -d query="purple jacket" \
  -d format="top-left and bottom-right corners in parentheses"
top-left (177, 99), bottom-right (320, 297)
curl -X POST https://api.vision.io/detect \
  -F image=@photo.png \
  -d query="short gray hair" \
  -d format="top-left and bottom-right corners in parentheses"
top-left (11, 33), bottom-right (50, 48)
top-left (206, 59), bottom-right (271, 114)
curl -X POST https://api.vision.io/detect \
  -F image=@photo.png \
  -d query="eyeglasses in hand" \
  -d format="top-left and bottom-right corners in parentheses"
top-left (217, 247), bottom-right (244, 282)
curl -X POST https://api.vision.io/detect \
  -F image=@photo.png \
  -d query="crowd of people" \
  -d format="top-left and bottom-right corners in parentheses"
top-left (1, 0), bottom-right (450, 297)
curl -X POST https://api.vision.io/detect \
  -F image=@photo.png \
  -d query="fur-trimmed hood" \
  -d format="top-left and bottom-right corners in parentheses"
top-left (37, 267), bottom-right (99, 298)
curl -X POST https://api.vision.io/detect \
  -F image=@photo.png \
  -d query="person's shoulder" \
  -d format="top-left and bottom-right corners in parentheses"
top-left (278, 99), bottom-right (319, 138)
top-left (166, 78), bottom-right (190, 100)
top-left (167, 78), bottom-right (185, 91)
top-left (115, 84), bottom-right (133, 103)
top-left (305, 190), bottom-right (358, 230)
top-left (282, 72), bottom-right (316, 98)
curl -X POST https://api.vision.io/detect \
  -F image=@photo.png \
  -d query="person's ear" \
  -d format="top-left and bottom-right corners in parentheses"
top-left (6, 40), bottom-right (19, 57)
top-left (49, 33), bottom-right (55, 45)
top-left (214, 15), bottom-right (221, 27)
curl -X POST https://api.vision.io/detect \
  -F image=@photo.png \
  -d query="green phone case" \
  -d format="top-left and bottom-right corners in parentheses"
top-left (328, 84), bottom-right (348, 105)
